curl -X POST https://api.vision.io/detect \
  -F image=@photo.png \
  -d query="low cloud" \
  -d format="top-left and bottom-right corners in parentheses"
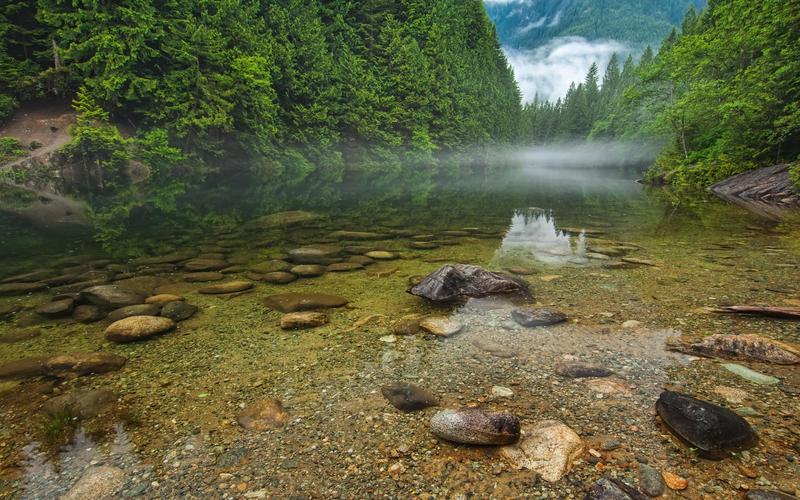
top-left (505, 37), bottom-right (628, 103)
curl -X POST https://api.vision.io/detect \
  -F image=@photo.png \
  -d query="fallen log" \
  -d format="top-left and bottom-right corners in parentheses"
top-left (712, 305), bottom-right (800, 319)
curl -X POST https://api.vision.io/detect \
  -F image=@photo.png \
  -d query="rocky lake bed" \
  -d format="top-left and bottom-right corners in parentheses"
top-left (0, 187), bottom-right (799, 499)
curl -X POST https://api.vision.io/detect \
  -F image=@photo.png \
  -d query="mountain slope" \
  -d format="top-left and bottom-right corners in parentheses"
top-left (486, 0), bottom-right (706, 50)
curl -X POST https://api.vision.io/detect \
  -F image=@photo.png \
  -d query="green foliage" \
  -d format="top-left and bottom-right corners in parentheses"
top-left (0, 136), bottom-right (26, 164)
top-left (523, 0), bottom-right (800, 189)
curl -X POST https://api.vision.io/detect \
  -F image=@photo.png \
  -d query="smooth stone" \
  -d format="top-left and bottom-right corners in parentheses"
top-left (2, 270), bottom-right (52, 283)
top-left (237, 399), bottom-right (291, 431)
top-left (0, 282), bottom-right (47, 296)
top-left (713, 385), bottom-right (750, 405)
top-left (585, 478), bottom-right (647, 500)
top-left (745, 491), bottom-right (799, 500)
top-left (584, 378), bottom-right (632, 395)
top-left (638, 463), bottom-right (666, 497)
top-left (622, 320), bottom-right (643, 329)
top-left (687, 334), bottom-right (800, 364)
top-left (290, 265), bottom-right (326, 277)
top-left (392, 317), bottom-right (422, 336)
top-left (62, 466), bottom-right (125, 500)
top-left (506, 266), bottom-right (535, 275)
top-left (501, 420), bottom-right (584, 482)
top-left (280, 312), bottom-right (329, 330)
top-left (72, 304), bottom-right (106, 323)
top-left (329, 230), bottom-right (385, 240)
top-left (723, 363), bottom-right (780, 385)
top-left (145, 294), bottom-right (183, 307)
top-left (0, 329), bottom-right (41, 343)
top-left (245, 210), bottom-right (319, 228)
top-left (411, 234), bottom-right (436, 241)
top-left (326, 262), bottom-right (363, 272)
top-left (0, 303), bottom-right (21, 318)
top-left (113, 276), bottom-right (171, 295)
top-left (134, 251), bottom-right (195, 266)
top-left (430, 409), bottom-right (520, 445)
top-left (183, 258), bottom-right (228, 272)
top-left (365, 251), bottom-right (398, 260)
top-left (471, 338), bottom-right (517, 358)
top-left (287, 245), bottom-right (342, 265)
top-left (105, 316), bottom-right (175, 343)
top-left (621, 257), bottom-right (657, 266)
top-left (80, 285), bottom-right (145, 308)
top-left (512, 307), bottom-right (567, 327)
top-left (344, 245), bottom-right (375, 255)
top-left (409, 264), bottom-right (528, 302)
top-left (41, 389), bottom-right (114, 418)
top-left (263, 293), bottom-right (348, 313)
top-left (35, 298), bottom-right (75, 318)
top-left (409, 241), bottom-right (439, 250)
top-left (161, 301), bottom-right (197, 322)
top-left (492, 386), bottom-right (514, 397)
top-left (555, 361), bottom-right (614, 378)
top-left (0, 352), bottom-right (126, 379)
top-left (381, 382), bottom-right (438, 412)
top-left (419, 316), bottom-right (463, 337)
top-left (184, 271), bottom-right (224, 282)
top-left (347, 255), bottom-right (375, 266)
top-left (250, 260), bottom-right (292, 274)
top-left (656, 390), bottom-right (758, 458)
top-left (261, 272), bottom-right (297, 284)
top-left (662, 471), bottom-right (687, 491)
top-left (588, 246), bottom-right (627, 257)
top-left (198, 281), bottom-right (253, 295)
top-left (106, 304), bottom-right (161, 322)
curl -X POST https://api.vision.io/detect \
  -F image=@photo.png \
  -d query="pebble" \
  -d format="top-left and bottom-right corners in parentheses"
top-left (381, 382), bottom-right (438, 412)
top-left (662, 471), bottom-right (688, 490)
top-left (419, 316), bottom-right (463, 337)
top-left (105, 316), bottom-right (176, 343)
top-left (511, 307), bottom-right (567, 327)
top-left (622, 320), bottom-right (642, 329)
top-left (198, 281), bottom-right (254, 295)
top-left (280, 312), bottom-right (329, 330)
top-left (492, 386), bottom-right (514, 398)
top-left (237, 399), bottom-right (291, 431)
top-left (431, 408), bottom-right (520, 445)
top-left (723, 363), bottom-right (780, 385)
top-left (638, 463), bottom-right (665, 497)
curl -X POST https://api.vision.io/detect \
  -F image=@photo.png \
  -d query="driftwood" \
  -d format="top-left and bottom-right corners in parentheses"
top-left (712, 305), bottom-right (800, 319)
top-left (709, 164), bottom-right (800, 220)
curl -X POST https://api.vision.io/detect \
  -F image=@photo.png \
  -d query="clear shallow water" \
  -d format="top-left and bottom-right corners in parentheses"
top-left (0, 166), bottom-right (799, 498)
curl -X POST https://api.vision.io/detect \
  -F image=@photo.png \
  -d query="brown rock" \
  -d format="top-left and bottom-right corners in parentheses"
top-left (184, 272), bottom-right (225, 282)
top-left (0, 329), bottom-right (41, 343)
top-left (72, 305), bottom-right (106, 323)
top-left (41, 389), bottom-right (114, 418)
top-left (419, 316), bottom-right (463, 337)
top-left (105, 316), bottom-right (175, 343)
top-left (263, 293), bottom-right (348, 313)
top-left (260, 272), bottom-right (297, 284)
top-left (290, 265), bottom-right (326, 277)
top-left (35, 298), bottom-right (75, 318)
top-left (198, 281), bottom-right (254, 295)
top-left (280, 312), bottom-right (329, 330)
top-left (183, 258), bottom-right (228, 272)
top-left (0, 282), bottom-right (47, 296)
top-left (662, 471), bottom-right (688, 491)
top-left (237, 399), bottom-right (291, 431)
top-left (62, 466), bottom-right (125, 500)
top-left (145, 294), bottom-right (183, 307)
top-left (683, 333), bottom-right (800, 364)
top-left (106, 304), bottom-right (161, 322)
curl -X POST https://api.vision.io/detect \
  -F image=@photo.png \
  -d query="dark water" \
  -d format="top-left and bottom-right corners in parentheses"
top-left (0, 165), bottom-right (798, 498)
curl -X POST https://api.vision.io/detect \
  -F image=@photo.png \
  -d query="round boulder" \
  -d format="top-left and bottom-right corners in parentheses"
top-left (105, 316), bottom-right (175, 343)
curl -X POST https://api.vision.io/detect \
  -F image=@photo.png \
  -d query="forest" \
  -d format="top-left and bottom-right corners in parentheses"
top-left (520, 1), bottom-right (800, 188)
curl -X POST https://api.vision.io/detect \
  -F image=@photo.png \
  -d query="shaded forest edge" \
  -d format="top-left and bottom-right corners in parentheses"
top-left (0, 0), bottom-right (798, 245)
top-left (520, 1), bottom-right (800, 189)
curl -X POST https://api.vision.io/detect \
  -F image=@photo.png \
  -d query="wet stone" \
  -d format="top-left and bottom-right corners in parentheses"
top-left (472, 338), bottom-right (517, 358)
top-left (145, 294), bottom-right (183, 307)
top-left (199, 281), bottom-right (254, 295)
top-left (183, 258), bottom-right (228, 272)
top-left (161, 301), bottom-right (198, 322)
top-left (106, 303), bottom-right (161, 322)
top-left (114, 275), bottom-right (172, 296)
top-left (723, 363), bottom-right (780, 385)
top-left (72, 304), bottom-right (106, 324)
top-left (2, 270), bottom-right (52, 283)
top-left (263, 293), bottom-right (348, 313)
top-left (381, 382), bottom-right (438, 412)
top-left (392, 317), bottom-right (422, 336)
top-left (261, 272), bottom-right (297, 284)
top-left (501, 420), bottom-right (584, 482)
top-left (288, 245), bottom-right (342, 265)
top-left (746, 491), bottom-right (799, 500)
top-left (409, 264), bottom-right (528, 302)
top-left (419, 316), bottom-right (463, 337)
top-left (585, 478), bottom-right (646, 500)
top-left (430, 408), bottom-right (520, 445)
top-left (365, 250), bottom-right (398, 260)
top-left (62, 466), bottom-right (125, 500)
top-left (250, 260), bottom-right (292, 274)
top-left (326, 262), bottom-right (363, 272)
top-left (41, 388), bottom-right (114, 418)
top-left (0, 352), bottom-right (127, 379)
top-left (290, 265), bottom-right (327, 277)
top-left (238, 399), bottom-right (291, 431)
top-left (280, 312), bottom-right (329, 330)
top-left (0, 303), bottom-right (21, 318)
top-left (506, 266), bottom-right (535, 275)
top-left (512, 307), bottom-right (567, 327)
top-left (638, 464), bottom-right (665, 497)
top-left (686, 334), bottom-right (800, 364)
top-left (184, 271), bottom-right (225, 282)
top-left (0, 282), bottom-right (47, 296)
top-left (656, 390), bottom-right (758, 458)
top-left (35, 298), bottom-right (74, 318)
top-left (347, 255), bottom-right (374, 266)
top-left (329, 230), bottom-right (385, 240)
top-left (105, 316), bottom-right (176, 343)
top-left (80, 285), bottom-right (145, 308)
top-left (555, 361), bottom-right (614, 378)
top-left (409, 241), bottom-right (439, 250)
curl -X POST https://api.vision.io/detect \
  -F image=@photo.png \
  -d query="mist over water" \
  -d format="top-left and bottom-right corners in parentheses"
top-left (495, 141), bottom-right (659, 168)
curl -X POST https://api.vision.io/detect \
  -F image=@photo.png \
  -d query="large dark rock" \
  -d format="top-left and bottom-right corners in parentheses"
top-left (709, 164), bottom-right (800, 220)
top-left (106, 304), bottom-right (161, 322)
top-left (161, 301), bottom-right (198, 322)
top-left (656, 390), bottom-right (758, 459)
top-left (407, 264), bottom-right (528, 302)
top-left (381, 382), bottom-right (438, 412)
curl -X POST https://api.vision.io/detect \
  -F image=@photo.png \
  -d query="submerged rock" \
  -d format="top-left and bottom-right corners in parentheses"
top-left (501, 420), bottom-right (584, 482)
top-left (585, 477), bottom-right (647, 500)
top-left (471, 338), bottom-right (517, 358)
top-left (681, 334), bottom-right (800, 364)
top-left (250, 260), bottom-right (293, 274)
top-left (290, 264), bottom-right (326, 277)
top-left (723, 363), bottom-right (780, 385)
top-left (72, 305), bottom-right (106, 324)
top-left (245, 210), bottom-right (319, 228)
top-left (160, 301), bottom-right (197, 322)
top-left (512, 307), bottom-right (567, 327)
top-left (263, 293), bottom-right (348, 313)
top-left (184, 271), bottom-right (224, 283)
top-left (288, 245), bottom-right (342, 265)
top-left (326, 262), bottom-right (363, 272)
top-left (638, 464), bottom-right (666, 497)
top-left (330, 230), bottom-right (385, 240)
top-left (381, 382), bottom-right (438, 412)
top-left (62, 465), bottom-right (125, 500)
top-left (555, 361), bottom-right (614, 378)
top-left (419, 316), bottom-right (463, 337)
top-left (42, 389), bottom-right (114, 418)
top-left (365, 250), bottom-right (398, 260)
top-left (35, 298), bottom-right (75, 318)
top-left (198, 281), bottom-right (253, 295)
top-left (430, 408), bottom-right (520, 445)
top-left (0, 282), bottom-right (47, 296)
top-left (0, 352), bottom-right (126, 379)
top-left (145, 294), bottom-right (183, 307)
top-left (237, 398), bottom-right (291, 431)
top-left (105, 316), bottom-right (175, 343)
top-left (408, 264), bottom-right (528, 302)
top-left (260, 271), bottom-right (297, 284)
top-left (183, 258), bottom-right (228, 272)
top-left (0, 329), bottom-right (41, 343)
top-left (280, 312), bottom-right (329, 330)
top-left (80, 285), bottom-right (144, 308)
top-left (745, 491), bottom-right (799, 500)
top-left (655, 390), bottom-right (758, 458)
top-left (106, 304), bottom-right (161, 322)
